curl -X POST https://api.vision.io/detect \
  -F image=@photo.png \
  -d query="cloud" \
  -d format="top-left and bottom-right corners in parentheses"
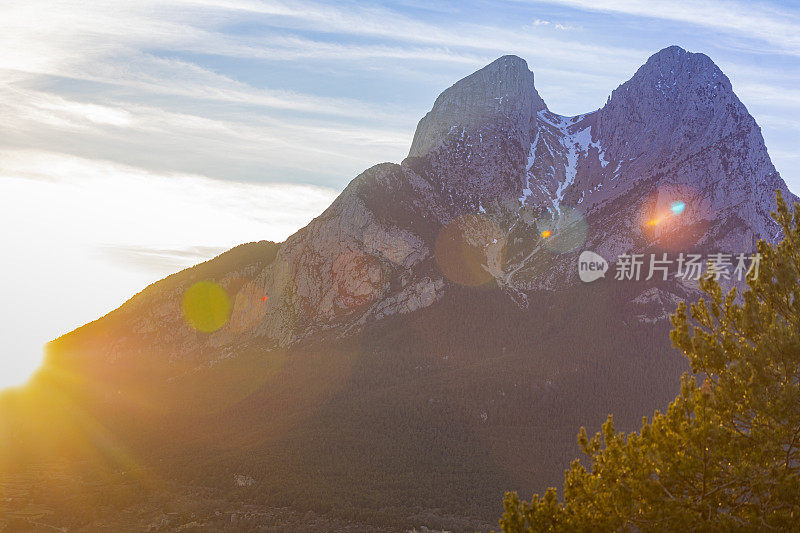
top-left (735, 82), bottom-right (800, 110)
top-left (0, 76), bottom-right (414, 185)
top-left (99, 245), bottom-right (230, 273)
top-left (527, 19), bottom-right (575, 31)
top-left (194, 0), bottom-right (642, 67)
top-left (0, 0), bottom-right (653, 190)
top-left (0, 0), bottom-right (427, 188)
top-left (0, 148), bottom-right (339, 383)
top-left (524, 0), bottom-right (800, 56)
top-left (0, 149), bottom-right (340, 248)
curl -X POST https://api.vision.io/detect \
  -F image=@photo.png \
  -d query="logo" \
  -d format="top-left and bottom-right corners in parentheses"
top-left (578, 251), bottom-right (608, 282)
top-left (576, 251), bottom-right (761, 282)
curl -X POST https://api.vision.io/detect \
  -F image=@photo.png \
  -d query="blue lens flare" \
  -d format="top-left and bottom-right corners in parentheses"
top-left (670, 201), bottom-right (686, 214)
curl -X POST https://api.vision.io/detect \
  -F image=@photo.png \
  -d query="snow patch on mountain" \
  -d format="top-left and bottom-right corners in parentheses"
top-left (554, 120), bottom-right (588, 214)
top-left (521, 110), bottom-right (610, 219)
top-left (518, 129), bottom-right (540, 204)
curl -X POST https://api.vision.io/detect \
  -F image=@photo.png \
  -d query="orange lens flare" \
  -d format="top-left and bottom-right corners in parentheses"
top-left (541, 230), bottom-right (551, 238)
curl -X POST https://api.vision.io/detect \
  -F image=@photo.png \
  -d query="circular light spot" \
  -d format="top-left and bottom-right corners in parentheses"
top-left (536, 207), bottom-right (587, 254)
top-left (670, 201), bottom-right (685, 214)
top-left (541, 230), bottom-right (551, 238)
top-left (182, 281), bottom-right (231, 332)
top-left (434, 214), bottom-right (506, 286)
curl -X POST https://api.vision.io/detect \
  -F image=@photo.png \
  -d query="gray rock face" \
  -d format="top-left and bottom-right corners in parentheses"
top-left (409, 55), bottom-right (546, 159)
top-left (593, 45), bottom-right (787, 244)
top-left (496, 46), bottom-right (795, 291)
top-left (39, 48), bottom-right (800, 529)
top-left (598, 46), bottom-right (738, 165)
top-left (76, 46), bottom-right (796, 362)
top-left (406, 55), bottom-right (547, 206)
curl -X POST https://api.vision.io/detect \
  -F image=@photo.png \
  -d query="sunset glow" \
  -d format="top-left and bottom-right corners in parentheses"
top-left (0, 155), bottom-right (337, 391)
top-left (2, 0), bottom-right (799, 395)
top-left (0, 351), bottom-right (43, 389)
top-left (2, 1), bottom-right (800, 530)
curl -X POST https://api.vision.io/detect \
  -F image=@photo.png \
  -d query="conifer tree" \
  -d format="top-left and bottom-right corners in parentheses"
top-left (499, 191), bottom-right (800, 531)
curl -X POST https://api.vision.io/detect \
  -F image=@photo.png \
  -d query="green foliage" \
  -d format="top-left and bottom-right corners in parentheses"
top-left (499, 191), bottom-right (800, 531)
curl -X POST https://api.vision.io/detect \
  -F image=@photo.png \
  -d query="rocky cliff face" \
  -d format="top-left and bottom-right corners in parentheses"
top-left (407, 55), bottom-right (546, 203)
top-left (61, 46), bottom-right (795, 360)
top-left (409, 55), bottom-right (546, 159)
top-left (592, 46), bottom-right (787, 248)
top-left (31, 46), bottom-right (798, 529)
top-left (495, 46), bottom-right (793, 291)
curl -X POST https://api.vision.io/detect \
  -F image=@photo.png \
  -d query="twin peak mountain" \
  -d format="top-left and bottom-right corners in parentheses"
top-left (73, 45), bottom-right (792, 353)
top-left (42, 45), bottom-right (797, 525)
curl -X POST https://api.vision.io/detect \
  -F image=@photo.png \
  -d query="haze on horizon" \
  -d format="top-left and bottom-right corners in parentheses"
top-left (2, 0), bottom-right (800, 389)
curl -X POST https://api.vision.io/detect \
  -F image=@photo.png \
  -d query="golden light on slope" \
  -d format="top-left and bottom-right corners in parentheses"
top-left (0, 150), bottom-right (339, 404)
top-left (0, 359), bottom-right (164, 523)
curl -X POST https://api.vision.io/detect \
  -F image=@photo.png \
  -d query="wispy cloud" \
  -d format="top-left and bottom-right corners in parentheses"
top-left (524, 0), bottom-right (800, 56)
top-left (0, 149), bottom-right (339, 248)
top-left (2, 0), bottom-right (800, 384)
top-left (186, 0), bottom-right (644, 68)
top-left (527, 19), bottom-right (575, 30)
top-left (735, 82), bottom-right (800, 110)
top-left (0, 147), bottom-right (339, 381)
top-left (99, 245), bottom-right (230, 273)
top-left (0, 0), bottom-right (653, 189)
top-left (1, 76), bottom-right (413, 185)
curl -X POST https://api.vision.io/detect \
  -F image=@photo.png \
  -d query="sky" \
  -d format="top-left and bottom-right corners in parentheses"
top-left (2, 0), bottom-right (800, 388)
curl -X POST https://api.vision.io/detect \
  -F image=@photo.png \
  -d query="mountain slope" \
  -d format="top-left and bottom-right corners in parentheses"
top-left (4, 46), bottom-right (797, 531)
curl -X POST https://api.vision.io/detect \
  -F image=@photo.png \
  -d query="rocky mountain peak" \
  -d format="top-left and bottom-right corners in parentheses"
top-left (51, 47), bottom-right (797, 359)
top-left (616, 45), bottom-right (732, 113)
top-left (33, 48), bottom-right (799, 532)
top-left (642, 45), bottom-right (720, 76)
top-left (408, 55), bottom-right (546, 158)
top-left (596, 45), bottom-right (745, 165)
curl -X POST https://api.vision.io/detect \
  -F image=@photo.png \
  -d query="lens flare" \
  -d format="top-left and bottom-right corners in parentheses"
top-left (536, 207), bottom-right (587, 254)
top-left (434, 214), bottom-right (506, 287)
top-left (0, 348), bottom-right (44, 390)
top-left (670, 201), bottom-right (686, 214)
top-left (182, 281), bottom-right (231, 332)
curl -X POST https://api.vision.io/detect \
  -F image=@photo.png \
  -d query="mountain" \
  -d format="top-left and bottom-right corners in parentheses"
top-left (2, 46), bottom-right (796, 531)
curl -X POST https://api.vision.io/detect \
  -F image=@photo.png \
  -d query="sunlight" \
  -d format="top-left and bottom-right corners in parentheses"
top-left (0, 347), bottom-right (43, 390)
top-left (0, 150), bottom-right (338, 401)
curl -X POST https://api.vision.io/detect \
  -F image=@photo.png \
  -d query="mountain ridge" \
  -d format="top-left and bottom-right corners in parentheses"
top-left (14, 44), bottom-right (799, 531)
top-left (46, 45), bottom-right (797, 361)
